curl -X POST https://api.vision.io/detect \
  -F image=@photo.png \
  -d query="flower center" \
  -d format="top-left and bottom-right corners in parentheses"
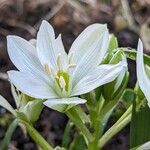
top-left (56, 70), bottom-right (69, 92)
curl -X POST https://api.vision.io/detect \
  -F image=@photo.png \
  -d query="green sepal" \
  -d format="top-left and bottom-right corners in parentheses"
top-left (19, 99), bottom-right (44, 124)
top-left (19, 94), bottom-right (35, 108)
top-left (108, 34), bottom-right (118, 51)
top-left (103, 34), bottom-right (118, 64)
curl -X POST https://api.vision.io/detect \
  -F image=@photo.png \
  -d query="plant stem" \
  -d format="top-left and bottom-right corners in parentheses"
top-left (98, 110), bottom-right (132, 149)
top-left (88, 97), bottom-right (105, 150)
top-left (116, 105), bottom-right (132, 124)
top-left (19, 119), bottom-right (53, 150)
top-left (2, 119), bottom-right (18, 150)
top-left (66, 108), bottom-right (93, 143)
top-left (61, 120), bottom-right (73, 148)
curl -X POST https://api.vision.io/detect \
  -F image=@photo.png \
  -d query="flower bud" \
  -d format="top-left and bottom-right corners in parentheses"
top-left (17, 94), bottom-right (44, 124)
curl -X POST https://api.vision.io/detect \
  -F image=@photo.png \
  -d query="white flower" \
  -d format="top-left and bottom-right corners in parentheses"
top-left (7, 20), bottom-right (126, 112)
top-left (136, 39), bottom-right (150, 106)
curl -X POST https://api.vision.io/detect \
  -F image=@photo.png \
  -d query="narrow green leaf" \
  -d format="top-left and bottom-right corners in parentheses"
top-left (130, 100), bottom-right (150, 148)
top-left (69, 133), bottom-right (86, 150)
top-left (120, 48), bottom-right (150, 66)
top-left (2, 119), bottom-right (18, 150)
top-left (61, 121), bottom-right (73, 148)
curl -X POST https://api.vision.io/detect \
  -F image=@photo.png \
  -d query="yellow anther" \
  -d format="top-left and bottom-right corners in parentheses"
top-left (59, 76), bottom-right (66, 89)
top-left (44, 64), bottom-right (51, 76)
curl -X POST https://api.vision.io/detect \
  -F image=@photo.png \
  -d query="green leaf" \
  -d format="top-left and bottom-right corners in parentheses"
top-left (120, 48), bottom-right (150, 66)
top-left (2, 119), bottom-right (18, 150)
top-left (121, 89), bottom-right (135, 109)
top-left (61, 121), bottom-right (73, 148)
top-left (130, 99), bottom-right (150, 148)
top-left (69, 133), bottom-right (86, 150)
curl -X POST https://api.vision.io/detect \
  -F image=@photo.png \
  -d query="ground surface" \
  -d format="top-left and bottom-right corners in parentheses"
top-left (0, 0), bottom-right (149, 149)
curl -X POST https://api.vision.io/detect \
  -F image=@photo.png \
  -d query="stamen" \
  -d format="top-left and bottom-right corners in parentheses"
top-left (44, 64), bottom-right (51, 76)
top-left (57, 53), bottom-right (62, 70)
top-left (59, 76), bottom-right (66, 89)
top-left (68, 51), bottom-right (74, 64)
top-left (68, 64), bottom-right (76, 68)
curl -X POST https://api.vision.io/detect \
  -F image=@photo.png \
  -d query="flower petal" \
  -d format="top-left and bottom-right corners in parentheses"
top-left (54, 34), bottom-right (68, 69)
top-left (8, 71), bottom-right (58, 99)
top-left (71, 60), bottom-right (127, 96)
top-left (72, 30), bottom-right (109, 87)
top-left (136, 39), bottom-right (150, 103)
top-left (44, 97), bottom-right (86, 112)
top-left (7, 36), bottom-right (49, 83)
top-left (69, 24), bottom-right (108, 64)
top-left (0, 95), bottom-right (16, 115)
top-left (37, 20), bottom-right (58, 70)
top-left (37, 21), bottom-right (64, 69)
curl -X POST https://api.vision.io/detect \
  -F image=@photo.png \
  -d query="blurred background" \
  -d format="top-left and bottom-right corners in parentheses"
top-left (0, 0), bottom-right (149, 149)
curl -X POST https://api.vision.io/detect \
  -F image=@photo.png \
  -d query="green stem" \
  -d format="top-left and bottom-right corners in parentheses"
top-left (74, 105), bottom-right (90, 124)
top-left (98, 111), bottom-right (132, 149)
top-left (116, 105), bottom-right (132, 124)
top-left (66, 108), bottom-right (93, 143)
top-left (2, 119), bottom-right (18, 150)
top-left (19, 119), bottom-right (53, 150)
top-left (88, 97), bottom-right (105, 150)
top-left (61, 120), bottom-right (73, 148)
